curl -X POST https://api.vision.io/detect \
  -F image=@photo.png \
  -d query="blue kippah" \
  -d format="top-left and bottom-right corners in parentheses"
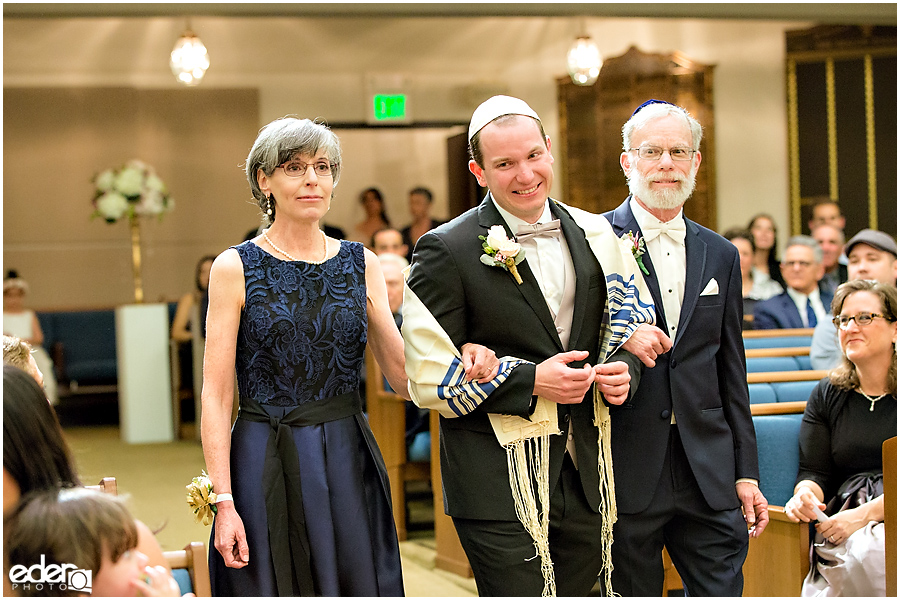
top-left (632, 99), bottom-right (675, 117)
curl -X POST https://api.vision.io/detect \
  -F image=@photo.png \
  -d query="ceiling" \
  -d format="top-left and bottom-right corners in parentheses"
top-left (3, 3), bottom-right (897, 24)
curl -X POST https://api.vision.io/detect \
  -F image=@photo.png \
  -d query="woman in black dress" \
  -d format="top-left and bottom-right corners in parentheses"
top-left (784, 280), bottom-right (896, 596)
top-left (202, 117), bottom-right (497, 596)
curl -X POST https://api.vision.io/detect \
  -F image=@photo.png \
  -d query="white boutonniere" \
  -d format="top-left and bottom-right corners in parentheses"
top-left (479, 225), bottom-right (525, 284)
top-left (622, 230), bottom-right (650, 276)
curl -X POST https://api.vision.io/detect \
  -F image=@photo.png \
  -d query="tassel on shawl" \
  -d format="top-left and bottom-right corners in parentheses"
top-left (505, 427), bottom-right (556, 597)
top-left (594, 391), bottom-right (618, 597)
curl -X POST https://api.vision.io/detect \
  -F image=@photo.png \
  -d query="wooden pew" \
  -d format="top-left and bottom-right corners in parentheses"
top-left (745, 346), bottom-right (810, 359)
top-left (364, 346), bottom-right (430, 542)
top-left (743, 327), bottom-right (815, 339)
top-left (884, 436), bottom-right (897, 596)
top-left (747, 370), bottom-right (827, 384)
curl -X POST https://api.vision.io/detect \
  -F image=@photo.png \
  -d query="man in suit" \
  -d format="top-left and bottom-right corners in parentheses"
top-left (403, 96), bottom-right (651, 596)
top-left (754, 235), bottom-right (833, 329)
top-left (812, 223), bottom-right (848, 297)
top-left (400, 187), bottom-right (445, 264)
top-left (603, 100), bottom-right (769, 596)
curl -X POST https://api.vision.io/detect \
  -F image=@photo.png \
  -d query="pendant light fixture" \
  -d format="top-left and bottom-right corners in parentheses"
top-left (566, 20), bottom-right (602, 86)
top-left (170, 21), bottom-right (210, 86)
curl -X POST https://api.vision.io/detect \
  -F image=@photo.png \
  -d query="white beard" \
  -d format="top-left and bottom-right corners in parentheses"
top-left (628, 166), bottom-right (697, 210)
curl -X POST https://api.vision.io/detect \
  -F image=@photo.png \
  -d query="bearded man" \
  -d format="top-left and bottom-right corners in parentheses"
top-left (603, 100), bottom-right (769, 596)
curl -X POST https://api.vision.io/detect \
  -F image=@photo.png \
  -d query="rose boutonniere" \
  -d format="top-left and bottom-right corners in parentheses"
top-left (479, 225), bottom-right (525, 284)
top-left (622, 230), bottom-right (650, 276)
top-left (186, 471), bottom-right (218, 526)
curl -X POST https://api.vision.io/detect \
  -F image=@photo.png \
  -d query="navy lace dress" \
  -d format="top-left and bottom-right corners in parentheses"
top-left (209, 240), bottom-right (403, 597)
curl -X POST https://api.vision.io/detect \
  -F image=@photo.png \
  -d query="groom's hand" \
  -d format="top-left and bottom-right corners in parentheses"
top-left (593, 361), bottom-right (631, 405)
top-left (534, 350), bottom-right (594, 404)
top-left (621, 324), bottom-right (672, 367)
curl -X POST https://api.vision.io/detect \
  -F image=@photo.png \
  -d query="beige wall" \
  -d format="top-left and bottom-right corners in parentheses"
top-left (4, 15), bottom-right (816, 309)
top-left (3, 88), bottom-right (260, 309)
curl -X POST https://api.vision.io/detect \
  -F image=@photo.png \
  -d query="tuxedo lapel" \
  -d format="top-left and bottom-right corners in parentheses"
top-left (552, 201), bottom-right (591, 350)
top-left (477, 194), bottom-right (563, 350)
top-left (674, 220), bottom-right (707, 346)
top-left (609, 199), bottom-right (667, 332)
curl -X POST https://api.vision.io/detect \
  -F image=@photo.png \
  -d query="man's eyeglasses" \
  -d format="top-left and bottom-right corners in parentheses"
top-left (628, 146), bottom-right (697, 161)
top-left (782, 260), bottom-right (813, 269)
top-left (278, 160), bottom-right (333, 178)
top-left (832, 312), bottom-right (889, 329)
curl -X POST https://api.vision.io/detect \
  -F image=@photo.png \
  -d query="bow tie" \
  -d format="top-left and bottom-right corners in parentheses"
top-left (642, 218), bottom-right (686, 243)
top-left (516, 219), bottom-right (561, 242)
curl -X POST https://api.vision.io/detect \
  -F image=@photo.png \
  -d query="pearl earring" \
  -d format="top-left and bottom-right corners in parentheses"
top-left (266, 194), bottom-right (274, 217)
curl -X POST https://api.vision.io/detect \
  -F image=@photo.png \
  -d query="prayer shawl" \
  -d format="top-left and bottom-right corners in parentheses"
top-left (403, 201), bottom-right (656, 596)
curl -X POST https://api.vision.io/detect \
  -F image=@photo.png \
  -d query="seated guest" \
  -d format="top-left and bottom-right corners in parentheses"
top-left (784, 280), bottom-right (896, 596)
top-left (754, 235), bottom-right (831, 329)
top-left (3, 334), bottom-right (44, 390)
top-left (723, 228), bottom-right (780, 329)
top-left (372, 227), bottom-right (408, 259)
top-left (3, 270), bottom-right (58, 404)
top-left (748, 213), bottom-right (786, 291)
top-left (812, 223), bottom-right (848, 297)
top-left (6, 487), bottom-right (187, 597)
top-left (400, 187), bottom-right (444, 264)
top-left (2, 365), bottom-right (169, 572)
top-left (376, 254), bottom-right (428, 449)
top-left (810, 229), bottom-right (897, 369)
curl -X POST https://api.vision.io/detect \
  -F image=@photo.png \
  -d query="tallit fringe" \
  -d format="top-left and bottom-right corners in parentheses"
top-left (505, 429), bottom-right (556, 597)
top-left (595, 395), bottom-right (619, 597)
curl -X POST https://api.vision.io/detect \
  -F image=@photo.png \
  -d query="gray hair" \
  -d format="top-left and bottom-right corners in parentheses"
top-left (245, 117), bottom-right (342, 223)
top-left (378, 253), bottom-right (409, 270)
top-left (622, 103), bottom-right (703, 152)
top-left (784, 235), bottom-right (824, 264)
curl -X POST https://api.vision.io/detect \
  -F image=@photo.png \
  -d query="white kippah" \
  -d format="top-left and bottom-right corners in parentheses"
top-left (468, 95), bottom-right (541, 141)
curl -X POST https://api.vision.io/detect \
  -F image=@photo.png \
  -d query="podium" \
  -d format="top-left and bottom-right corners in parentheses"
top-left (116, 303), bottom-right (174, 443)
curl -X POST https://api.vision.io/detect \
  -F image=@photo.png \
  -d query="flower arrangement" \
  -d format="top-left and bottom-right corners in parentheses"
top-left (622, 230), bottom-right (650, 276)
top-left (479, 225), bottom-right (525, 284)
top-left (91, 160), bottom-right (174, 223)
top-left (186, 471), bottom-right (218, 526)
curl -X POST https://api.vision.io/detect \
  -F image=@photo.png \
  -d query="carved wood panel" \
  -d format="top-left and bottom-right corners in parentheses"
top-left (557, 46), bottom-right (716, 228)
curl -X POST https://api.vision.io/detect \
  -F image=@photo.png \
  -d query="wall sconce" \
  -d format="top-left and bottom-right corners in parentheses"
top-left (567, 35), bottom-right (602, 86)
top-left (170, 24), bottom-right (210, 86)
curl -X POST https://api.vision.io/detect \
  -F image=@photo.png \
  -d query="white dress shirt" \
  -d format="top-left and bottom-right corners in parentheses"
top-left (630, 197), bottom-right (687, 338)
top-left (785, 287), bottom-right (828, 328)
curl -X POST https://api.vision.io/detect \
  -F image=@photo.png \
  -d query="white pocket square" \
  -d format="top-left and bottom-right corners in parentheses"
top-left (700, 278), bottom-right (719, 296)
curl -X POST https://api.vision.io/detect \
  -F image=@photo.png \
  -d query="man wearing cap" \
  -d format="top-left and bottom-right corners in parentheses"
top-left (402, 96), bottom-right (658, 595)
top-left (602, 100), bottom-right (768, 596)
top-left (810, 229), bottom-right (897, 369)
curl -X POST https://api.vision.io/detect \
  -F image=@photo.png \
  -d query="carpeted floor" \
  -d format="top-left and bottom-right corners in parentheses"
top-left (58, 394), bottom-right (476, 597)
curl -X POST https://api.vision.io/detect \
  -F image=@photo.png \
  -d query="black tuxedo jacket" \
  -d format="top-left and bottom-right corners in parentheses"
top-left (406, 194), bottom-right (636, 520)
top-left (753, 290), bottom-right (834, 330)
top-left (604, 198), bottom-right (759, 513)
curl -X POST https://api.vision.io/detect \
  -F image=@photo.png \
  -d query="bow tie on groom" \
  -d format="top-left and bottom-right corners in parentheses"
top-left (516, 219), bottom-right (562, 242)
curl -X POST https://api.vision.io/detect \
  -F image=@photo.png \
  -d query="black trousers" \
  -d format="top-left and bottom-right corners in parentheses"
top-left (453, 453), bottom-right (605, 597)
top-left (611, 426), bottom-right (749, 597)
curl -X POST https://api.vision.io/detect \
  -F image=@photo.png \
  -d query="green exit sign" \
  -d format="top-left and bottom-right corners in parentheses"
top-left (373, 94), bottom-right (407, 121)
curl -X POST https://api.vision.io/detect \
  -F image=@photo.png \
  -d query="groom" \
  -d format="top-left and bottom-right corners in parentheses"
top-left (402, 96), bottom-right (653, 596)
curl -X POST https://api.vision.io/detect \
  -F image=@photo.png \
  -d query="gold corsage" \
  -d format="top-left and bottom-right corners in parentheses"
top-left (186, 471), bottom-right (218, 526)
top-left (622, 230), bottom-right (650, 276)
top-left (479, 225), bottom-right (525, 284)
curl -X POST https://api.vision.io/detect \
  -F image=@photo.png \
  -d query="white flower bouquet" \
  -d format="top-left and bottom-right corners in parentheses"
top-left (91, 159), bottom-right (174, 223)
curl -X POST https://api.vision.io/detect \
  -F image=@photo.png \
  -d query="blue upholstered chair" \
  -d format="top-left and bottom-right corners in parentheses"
top-left (795, 355), bottom-right (813, 370)
top-left (743, 335), bottom-right (813, 350)
top-left (164, 541), bottom-right (211, 597)
top-left (752, 413), bottom-right (804, 506)
top-left (748, 383), bottom-right (777, 404)
top-left (746, 356), bottom-right (801, 373)
top-left (772, 380), bottom-right (820, 403)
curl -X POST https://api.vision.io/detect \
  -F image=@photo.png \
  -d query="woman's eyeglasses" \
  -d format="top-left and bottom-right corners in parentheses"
top-left (278, 160), bottom-right (333, 178)
top-left (832, 312), bottom-right (889, 329)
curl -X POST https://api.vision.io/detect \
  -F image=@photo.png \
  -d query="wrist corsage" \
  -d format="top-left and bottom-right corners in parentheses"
top-left (479, 225), bottom-right (525, 284)
top-left (622, 230), bottom-right (650, 276)
top-left (186, 471), bottom-right (218, 525)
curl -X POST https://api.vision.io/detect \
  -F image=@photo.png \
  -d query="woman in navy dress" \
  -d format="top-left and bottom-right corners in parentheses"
top-left (202, 117), bottom-right (497, 596)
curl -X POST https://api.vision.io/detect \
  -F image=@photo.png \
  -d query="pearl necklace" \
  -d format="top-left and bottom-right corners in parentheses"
top-left (263, 230), bottom-right (328, 264)
top-left (857, 388), bottom-right (890, 412)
